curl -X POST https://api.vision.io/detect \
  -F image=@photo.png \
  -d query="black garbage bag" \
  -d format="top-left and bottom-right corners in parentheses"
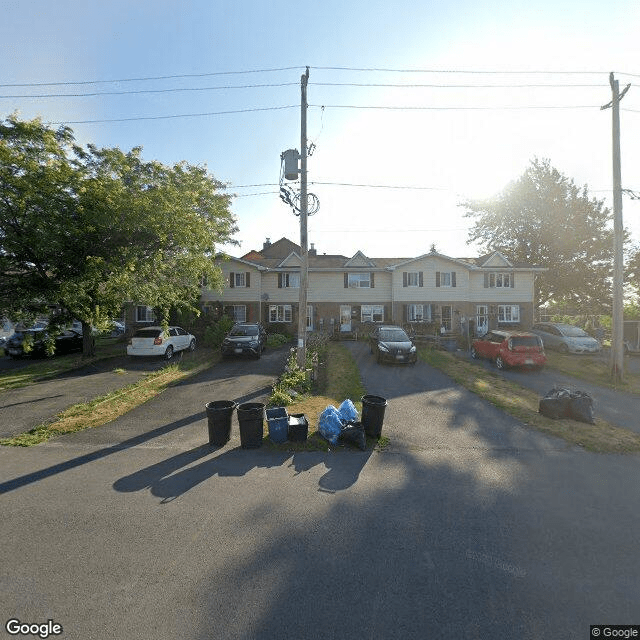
top-left (539, 388), bottom-right (595, 425)
top-left (567, 390), bottom-right (595, 425)
top-left (339, 421), bottom-right (367, 450)
top-left (539, 388), bottom-right (572, 419)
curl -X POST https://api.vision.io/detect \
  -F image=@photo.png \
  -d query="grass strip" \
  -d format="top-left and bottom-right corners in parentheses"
top-left (0, 339), bottom-right (125, 392)
top-left (544, 351), bottom-right (640, 396)
top-left (420, 347), bottom-right (640, 454)
top-left (264, 342), bottom-right (387, 451)
top-left (1, 350), bottom-right (217, 447)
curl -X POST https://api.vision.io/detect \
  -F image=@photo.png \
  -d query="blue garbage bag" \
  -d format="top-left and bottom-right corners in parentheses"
top-left (318, 405), bottom-right (343, 444)
top-left (338, 399), bottom-right (359, 423)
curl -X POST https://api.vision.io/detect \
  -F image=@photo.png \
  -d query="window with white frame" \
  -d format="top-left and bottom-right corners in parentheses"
top-left (489, 272), bottom-right (512, 288)
top-left (233, 272), bottom-right (245, 287)
top-left (407, 304), bottom-right (431, 322)
top-left (498, 305), bottom-right (520, 323)
top-left (231, 305), bottom-right (246, 322)
top-left (348, 273), bottom-right (371, 288)
top-left (361, 305), bottom-right (384, 323)
top-left (406, 272), bottom-right (419, 287)
top-left (269, 304), bottom-right (292, 323)
top-left (440, 272), bottom-right (452, 287)
top-left (281, 273), bottom-right (300, 288)
top-left (136, 305), bottom-right (155, 323)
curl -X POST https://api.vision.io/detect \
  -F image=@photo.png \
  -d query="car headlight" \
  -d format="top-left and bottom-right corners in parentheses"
top-left (410, 345), bottom-right (417, 353)
top-left (378, 343), bottom-right (389, 352)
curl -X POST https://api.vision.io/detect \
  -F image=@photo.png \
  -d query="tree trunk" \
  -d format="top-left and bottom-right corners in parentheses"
top-left (82, 321), bottom-right (95, 357)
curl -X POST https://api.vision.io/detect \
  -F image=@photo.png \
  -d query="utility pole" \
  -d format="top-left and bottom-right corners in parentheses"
top-left (297, 67), bottom-right (309, 369)
top-left (602, 73), bottom-right (630, 383)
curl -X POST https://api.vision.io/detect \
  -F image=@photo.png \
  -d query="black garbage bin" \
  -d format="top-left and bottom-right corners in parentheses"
top-left (205, 400), bottom-right (237, 446)
top-left (361, 395), bottom-right (387, 438)
top-left (237, 402), bottom-right (265, 449)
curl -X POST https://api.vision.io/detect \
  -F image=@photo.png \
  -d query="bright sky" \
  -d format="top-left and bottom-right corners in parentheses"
top-left (3, 0), bottom-right (640, 261)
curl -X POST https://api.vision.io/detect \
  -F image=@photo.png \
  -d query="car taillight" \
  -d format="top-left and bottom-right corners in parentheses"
top-left (154, 337), bottom-right (163, 345)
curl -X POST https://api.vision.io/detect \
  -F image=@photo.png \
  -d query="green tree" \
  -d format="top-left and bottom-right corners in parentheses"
top-left (461, 158), bottom-right (616, 313)
top-left (0, 115), bottom-right (237, 356)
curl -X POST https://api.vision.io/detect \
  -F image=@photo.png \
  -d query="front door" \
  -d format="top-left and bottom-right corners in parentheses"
top-left (340, 305), bottom-right (351, 332)
top-left (476, 305), bottom-right (488, 336)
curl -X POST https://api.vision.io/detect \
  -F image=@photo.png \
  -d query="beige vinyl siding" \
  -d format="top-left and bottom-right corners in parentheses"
top-left (392, 259), bottom-right (469, 302)
top-left (307, 270), bottom-right (392, 303)
top-left (201, 262), bottom-right (261, 303)
top-left (467, 271), bottom-right (535, 303)
top-left (262, 272), bottom-right (299, 303)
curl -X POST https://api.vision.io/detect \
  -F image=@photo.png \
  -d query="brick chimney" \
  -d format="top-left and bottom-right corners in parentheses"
top-left (309, 242), bottom-right (317, 256)
top-left (263, 237), bottom-right (271, 250)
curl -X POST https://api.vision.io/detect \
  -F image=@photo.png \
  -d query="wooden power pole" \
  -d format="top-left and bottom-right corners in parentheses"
top-left (296, 67), bottom-right (309, 369)
top-left (602, 73), bottom-right (630, 382)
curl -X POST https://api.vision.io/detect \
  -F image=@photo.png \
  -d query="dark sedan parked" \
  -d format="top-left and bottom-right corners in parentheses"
top-left (369, 325), bottom-right (418, 364)
top-left (4, 328), bottom-right (83, 358)
top-left (221, 322), bottom-right (267, 359)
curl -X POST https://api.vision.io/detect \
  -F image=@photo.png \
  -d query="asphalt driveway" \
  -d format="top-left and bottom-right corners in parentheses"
top-left (459, 348), bottom-right (640, 433)
top-left (1, 342), bottom-right (639, 639)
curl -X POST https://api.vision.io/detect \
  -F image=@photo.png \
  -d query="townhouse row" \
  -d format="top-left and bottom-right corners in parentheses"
top-left (200, 238), bottom-right (546, 338)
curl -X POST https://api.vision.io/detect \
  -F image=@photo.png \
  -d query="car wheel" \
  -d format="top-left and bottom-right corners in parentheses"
top-left (188, 339), bottom-right (196, 352)
top-left (558, 344), bottom-right (569, 354)
top-left (471, 347), bottom-right (478, 359)
top-left (165, 345), bottom-right (174, 361)
top-left (495, 356), bottom-right (505, 370)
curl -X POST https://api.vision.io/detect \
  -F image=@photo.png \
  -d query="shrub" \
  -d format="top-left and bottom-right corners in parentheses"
top-left (202, 316), bottom-right (234, 348)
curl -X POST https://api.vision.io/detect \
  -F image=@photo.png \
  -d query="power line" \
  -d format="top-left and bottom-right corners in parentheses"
top-left (0, 82), bottom-right (299, 99)
top-left (4, 66), bottom-right (636, 90)
top-left (311, 66), bottom-right (613, 75)
top-left (2, 81), bottom-right (611, 99)
top-left (0, 66), bottom-right (305, 88)
top-left (312, 82), bottom-right (606, 88)
top-left (311, 103), bottom-right (601, 111)
top-left (49, 105), bottom-right (298, 125)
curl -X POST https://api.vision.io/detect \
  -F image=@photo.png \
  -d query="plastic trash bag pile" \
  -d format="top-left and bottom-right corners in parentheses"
top-left (538, 387), bottom-right (595, 425)
top-left (318, 399), bottom-right (366, 450)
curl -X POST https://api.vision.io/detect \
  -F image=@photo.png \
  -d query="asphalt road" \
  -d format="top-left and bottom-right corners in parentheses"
top-left (1, 342), bottom-right (639, 639)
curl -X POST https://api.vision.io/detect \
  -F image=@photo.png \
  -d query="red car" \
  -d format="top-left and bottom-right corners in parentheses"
top-left (471, 330), bottom-right (546, 370)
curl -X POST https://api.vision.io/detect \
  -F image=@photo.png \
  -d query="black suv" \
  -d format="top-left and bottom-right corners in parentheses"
top-left (221, 323), bottom-right (267, 359)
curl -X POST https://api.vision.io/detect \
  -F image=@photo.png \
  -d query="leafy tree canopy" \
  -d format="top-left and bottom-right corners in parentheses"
top-left (0, 114), bottom-right (238, 354)
top-left (461, 158), bottom-right (620, 313)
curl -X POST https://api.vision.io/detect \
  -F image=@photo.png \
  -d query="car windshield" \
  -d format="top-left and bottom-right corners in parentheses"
top-left (230, 326), bottom-right (258, 337)
top-left (133, 329), bottom-right (162, 338)
top-left (380, 329), bottom-right (410, 342)
top-left (559, 326), bottom-right (589, 337)
top-left (511, 336), bottom-right (541, 348)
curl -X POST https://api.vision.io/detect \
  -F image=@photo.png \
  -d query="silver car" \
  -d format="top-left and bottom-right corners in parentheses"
top-left (530, 322), bottom-right (601, 354)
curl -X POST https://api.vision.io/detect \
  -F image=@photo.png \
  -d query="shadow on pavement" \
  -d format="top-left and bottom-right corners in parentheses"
top-left (0, 410), bottom-right (205, 495)
top-left (113, 446), bottom-right (373, 502)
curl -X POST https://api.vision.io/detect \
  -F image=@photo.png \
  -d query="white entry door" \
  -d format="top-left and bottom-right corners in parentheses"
top-left (340, 305), bottom-right (351, 332)
top-left (476, 305), bottom-right (489, 336)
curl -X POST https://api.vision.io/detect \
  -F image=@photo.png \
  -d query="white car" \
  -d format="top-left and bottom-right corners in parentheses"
top-left (127, 326), bottom-right (196, 360)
